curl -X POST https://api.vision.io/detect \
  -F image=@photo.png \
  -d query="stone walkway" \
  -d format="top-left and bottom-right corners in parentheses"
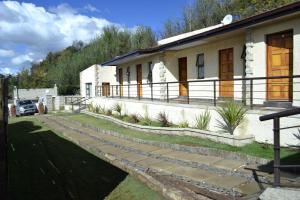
top-left (37, 115), bottom-right (299, 200)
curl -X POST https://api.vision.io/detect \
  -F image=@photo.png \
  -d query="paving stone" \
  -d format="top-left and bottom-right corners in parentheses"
top-left (128, 143), bottom-right (161, 152)
top-left (151, 148), bottom-right (174, 155)
top-left (120, 152), bottom-right (149, 163)
top-left (163, 150), bottom-right (222, 165)
top-left (205, 174), bottom-right (247, 190)
top-left (234, 182), bottom-right (264, 195)
top-left (212, 159), bottom-right (245, 171)
top-left (259, 188), bottom-right (300, 200)
top-left (136, 157), bottom-right (164, 167)
top-left (170, 166), bottom-right (213, 181)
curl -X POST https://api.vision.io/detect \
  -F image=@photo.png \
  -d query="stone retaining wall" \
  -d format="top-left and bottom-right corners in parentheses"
top-left (83, 110), bottom-right (254, 147)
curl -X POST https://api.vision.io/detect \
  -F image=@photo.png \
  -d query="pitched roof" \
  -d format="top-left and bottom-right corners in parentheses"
top-left (102, 1), bottom-right (300, 66)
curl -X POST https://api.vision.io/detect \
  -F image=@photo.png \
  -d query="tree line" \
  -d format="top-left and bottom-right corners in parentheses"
top-left (13, 0), bottom-right (295, 95)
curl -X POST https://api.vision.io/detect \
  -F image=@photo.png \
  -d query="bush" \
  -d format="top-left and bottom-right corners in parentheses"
top-left (105, 109), bottom-right (112, 116)
top-left (195, 109), bottom-right (211, 130)
top-left (216, 101), bottom-right (247, 135)
top-left (140, 115), bottom-right (153, 126)
top-left (157, 111), bottom-right (171, 127)
top-left (178, 120), bottom-right (189, 128)
top-left (59, 106), bottom-right (65, 111)
top-left (112, 103), bottom-right (122, 116)
top-left (129, 113), bottom-right (141, 123)
top-left (87, 103), bottom-right (93, 112)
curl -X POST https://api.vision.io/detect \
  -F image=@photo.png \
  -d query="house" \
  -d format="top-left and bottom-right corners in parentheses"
top-left (80, 64), bottom-right (116, 98)
top-left (88, 2), bottom-right (300, 146)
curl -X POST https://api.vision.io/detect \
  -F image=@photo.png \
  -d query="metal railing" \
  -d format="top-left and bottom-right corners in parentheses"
top-left (260, 108), bottom-right (300, 187)
top-left (70, 97), bottom-right (91, 113)
top-left (65, 96), bottom-right (84, 105)
top-left (95, 75), bottom-right (300, 109)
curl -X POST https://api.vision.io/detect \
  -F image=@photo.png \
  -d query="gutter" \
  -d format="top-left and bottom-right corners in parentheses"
top-left (102, 1), bottom-right (300, 66)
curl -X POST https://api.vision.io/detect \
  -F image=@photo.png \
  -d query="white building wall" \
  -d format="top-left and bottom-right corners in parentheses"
top-left (80, 65), bottom-right (97, 97)
top-left (89, 97), bottom-right (300, 147)
top-left (80, 65), bottom-right (116, 97)
top-left (249, 17), bottom-right (300, 105)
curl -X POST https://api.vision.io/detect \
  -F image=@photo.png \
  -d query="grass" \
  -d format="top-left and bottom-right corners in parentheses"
top-left (57, 112), bottom-right (300, 160)
top-left (8, 116), bottom-right (162, 200)
top-left (105, 176), bottom-right (163, 200)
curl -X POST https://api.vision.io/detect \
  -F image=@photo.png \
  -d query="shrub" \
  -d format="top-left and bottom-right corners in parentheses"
top-left (105, 109), bottom-right (112, 116)
top-left (59, 105), bottom-right (65, 111)
top-left (129, 113), bottom-right (141, 123)
top-left (140, 116), bottom-right (152, 126)
top-left (112, 103), bottom-right (122, 116)
top-left (87, 103), bottom-right (93, 112)
top-left (178, 120), bottom-right (189, 128)
top-left (195, 109), bottom-right (211, 130)
top-left (216, 101), bottom-right (247, 135)
top-left (157, 111), bottom-right (171, 127)
top-left (94, 105), bottom-right (99, 113)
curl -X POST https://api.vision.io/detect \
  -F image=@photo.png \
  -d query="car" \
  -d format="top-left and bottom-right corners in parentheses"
top-left (16, 100), bottom-right (37, 116)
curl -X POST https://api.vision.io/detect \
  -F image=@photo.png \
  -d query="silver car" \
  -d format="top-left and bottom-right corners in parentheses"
top-left (16, 100), bottom-right (37, 116)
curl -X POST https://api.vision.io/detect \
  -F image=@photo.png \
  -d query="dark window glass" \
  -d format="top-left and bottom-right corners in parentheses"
top-left (85, 83), bottom-right (92, 97)
top-left (147, 62), bottom-right (153, 83)
top-left (196, 54), bottom-right (204, 79)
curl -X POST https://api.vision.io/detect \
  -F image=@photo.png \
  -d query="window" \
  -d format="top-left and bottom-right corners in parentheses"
top-left (126, 67), bottom-right (130, 83)
top-left (85, 83), bottom-right (92, 97)
top-left (196, 54), bottom-right (204, 79)
top-left (147, 61), bottom-right (153, 83)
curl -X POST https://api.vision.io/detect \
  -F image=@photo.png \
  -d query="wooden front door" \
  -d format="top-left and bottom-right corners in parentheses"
top-left (267, 30), bottom-right (293, 101)
top-left (219, 48), bottom-right (234, 98)
top-left (118, 68), bottom-right (123, 96)
top-left (178, 57), bottom-right (188, 96)
top-left (102, 82), bottom-right (110, 96)
top-left (136, 64), bottom-right (142, 97)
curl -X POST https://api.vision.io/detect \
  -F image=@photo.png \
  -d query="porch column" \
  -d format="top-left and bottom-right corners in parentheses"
top-left (245, 30), bottom-right (254, 106)
top-left (159, 55), bottom-right (167, 100)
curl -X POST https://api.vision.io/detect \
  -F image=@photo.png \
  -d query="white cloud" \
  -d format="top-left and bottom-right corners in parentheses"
top-left (84, 4), bottom-right (99, 12)
top-left (0, 67), bottom-right (16, 74)
top-left (11, 53), bottom-right (34, 65)
top-left (0, 49), bottom-right (14, 57)
top-left (0, 1), bottom-right (116, 69)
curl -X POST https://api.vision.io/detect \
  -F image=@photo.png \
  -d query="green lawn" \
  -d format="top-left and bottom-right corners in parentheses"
top-left (58, 112), bottom-right (299, 161)
top-left (8, 117), bottom-right (163, 200)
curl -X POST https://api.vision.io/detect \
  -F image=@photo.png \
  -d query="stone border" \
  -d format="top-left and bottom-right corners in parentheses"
top-left (41, 116), bottom-right (244, 198)
top-left (56, 114), bottom-right (269, 165)
top-left (82, 110), bottom-right (254, 147)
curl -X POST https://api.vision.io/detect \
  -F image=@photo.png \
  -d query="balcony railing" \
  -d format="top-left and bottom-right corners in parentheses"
top-left (95, 75), bottom-right (300, 109)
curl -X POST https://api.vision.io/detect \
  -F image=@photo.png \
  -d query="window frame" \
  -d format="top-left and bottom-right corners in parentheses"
top-left (147, 61), bottom-right (153, 83)
top-left (196, 53), bottom-right (205, 79)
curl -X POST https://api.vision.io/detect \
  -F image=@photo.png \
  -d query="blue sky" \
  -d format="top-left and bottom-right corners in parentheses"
top-left (0, 0), bottom-right (189, 74)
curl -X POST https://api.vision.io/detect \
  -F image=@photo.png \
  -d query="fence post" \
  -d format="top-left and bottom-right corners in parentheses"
top-left (166, 83), bottom-right (169, 103)
top-left (213, 80), bottom-right (216, 106)
top-left (138, 84), bottom-right (141, 101)
top-left (187, 82), bottom-right (190, 104)
top-left (151, 83), bottom-right (153, 101)
top-left (120, 85), bottom-right (121, 99)
top-left (273, 117), bottom-right (281, 187)
top-left (0, 78), bottom-right (9, 200)
top-left (250, 79), bottom-right (253, 109)
top-left (128, 84), bottom-right (130, 99)
top-left (112, 86), bottom-right (114, 98)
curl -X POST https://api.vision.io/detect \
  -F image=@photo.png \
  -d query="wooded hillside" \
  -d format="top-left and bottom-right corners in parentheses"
top-left (14, 0), bottom-right (296, 95)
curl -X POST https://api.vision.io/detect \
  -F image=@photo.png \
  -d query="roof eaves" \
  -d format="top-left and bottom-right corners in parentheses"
top-left (102, 1), bottom-right (300, 66)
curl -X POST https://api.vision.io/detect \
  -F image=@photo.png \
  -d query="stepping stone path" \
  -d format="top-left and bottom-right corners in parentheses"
top-left (37, 115), bottom-right (300, 200)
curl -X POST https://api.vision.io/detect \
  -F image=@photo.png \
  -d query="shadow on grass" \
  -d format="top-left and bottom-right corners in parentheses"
top-left (8, 120), bottom-right (127, 200)
top-left (254, 150), bottom-right (300, 184)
